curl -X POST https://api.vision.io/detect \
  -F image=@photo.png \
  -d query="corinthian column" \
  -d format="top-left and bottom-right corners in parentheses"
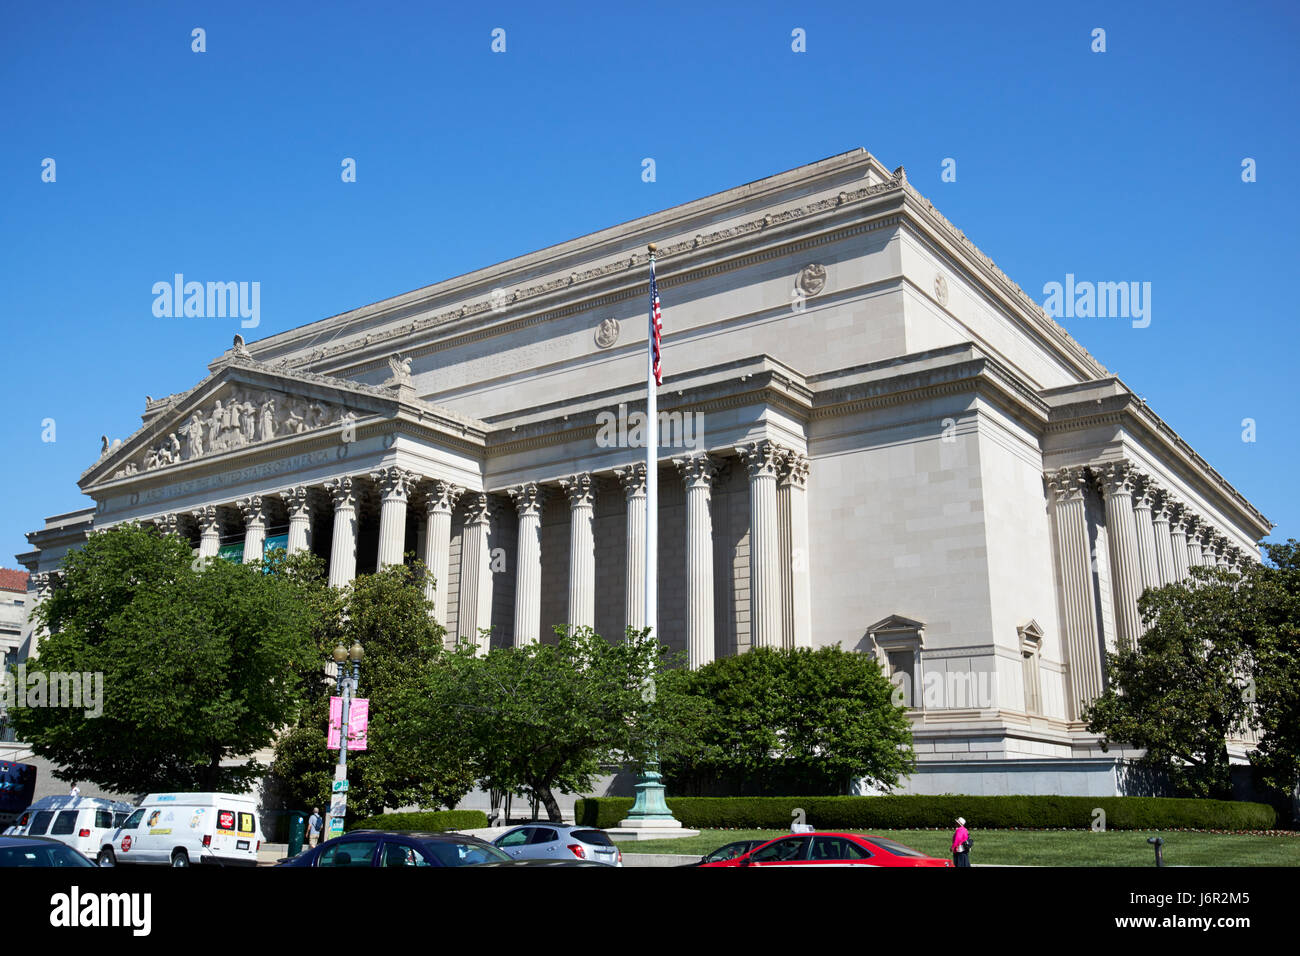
top-left (1101, 463), bottom-right (1144, 652)
top-left (153, 513), bottom-right (180, 537)
top-left (237, 496), bottom-right (266, 565)
top-left (457, 493), bottom-right (494, 652)
top-left (1184, 516), bottom-right (1207, 568)
top-left (325, 477), bottom-right (358, 588)
top-left (508, 482), bottom-right (543, 646)
top-left (738, 440), bottom-right (784, 650)
top-left (778, 451), bottom-right (812, 650)
top-left (615, 464), bottom-right (648, 634)
top-left (675, 454), bottom-right (720, 669)
top-left (1212, 534), bottom-right (1231, 569)
top-left (281, 486), bottom-right (312, 555)
top-left (1131, 476), bottom-right (1161, 594)
top-left (424, 480), bottom-right (462, 627)
top-left (559, 473), bottom-right (596, 631)
top-left (1151, 490), bottom-right (1177, 586)
top-left (371, 466), bottom-right (415, 569)
top-left (192, 505), bottom-right (221, 560)
top-left (1047, 468), bottom-right (1105, 719)
top-left (1168, 504), bottom-right (1191, 581)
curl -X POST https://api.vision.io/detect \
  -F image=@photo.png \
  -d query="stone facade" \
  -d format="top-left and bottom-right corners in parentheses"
top-left (16, 149), bottom-right (1270, 797)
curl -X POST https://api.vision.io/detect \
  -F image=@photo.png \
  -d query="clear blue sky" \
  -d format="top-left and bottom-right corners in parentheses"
top-left (2, 0), bottom-right (1296, 567)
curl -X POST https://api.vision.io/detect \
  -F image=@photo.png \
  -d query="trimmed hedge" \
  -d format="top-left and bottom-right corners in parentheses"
top-left (575, 795), bottom-right (1275, 831)
top-left (347, 810), bottom-right (489, 832)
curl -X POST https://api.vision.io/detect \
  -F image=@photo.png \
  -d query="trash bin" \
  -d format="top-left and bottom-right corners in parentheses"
top-left (287, 811), bottom-right (306, 859)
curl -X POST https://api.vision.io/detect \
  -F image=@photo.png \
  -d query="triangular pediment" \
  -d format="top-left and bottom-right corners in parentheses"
top-left (80, 355), bottom-right (481, 491)
top-left (867, 614), bottom-right (926, 635)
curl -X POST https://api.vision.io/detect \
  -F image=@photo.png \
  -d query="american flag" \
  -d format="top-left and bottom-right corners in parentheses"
top-left (649, 256), bottom-right (663, 386)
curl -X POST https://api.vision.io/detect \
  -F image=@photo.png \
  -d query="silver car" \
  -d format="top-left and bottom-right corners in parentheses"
top-left (492, 824), bottom-right (622, 866)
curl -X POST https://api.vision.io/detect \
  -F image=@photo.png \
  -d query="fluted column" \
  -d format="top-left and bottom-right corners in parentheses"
top-left (1212, 534), bottom-right (1231, 569)
top-left (1168, 504), bottom-right (1191, 581)
top-left (1047, 468), bottom-right (1105, 719)
top-left (675, 454), bottom-right (720, 669)
top-left (25, 572), bottom-right (57, 660)
top-left (1132, 477), bottom-right (1161, 594)
top-left (372, 466), bottom-right (415, 569)
top-left (1101, 463), bottom-right (1144, 652)
top-left (282, 486), bottom-right (312, 555)
top-left (424, 480), bottom-right (462, 627)
top-left (326, 477), bottom-right (358, 588)
top-left (237, 496), bottom-right (265, 565)
top-left (192, 505), bottom-right (221, 560)
top-left (615, 464), bottom-right (648, 633)
top-left (457, 493), bottom-right (494, 652)
top-left (738, 440), bottom-right (784, 650)
top-left (559, 473), bottom-right (596, 631)
top-left (1151, 491), bottom-right (1177, 586)
top-left (508, 483), bottom-right (543, 646)
top-left (1185, 516), bottom-right (1207, 568)
top-left (778, 451), bottom-right (812, 650)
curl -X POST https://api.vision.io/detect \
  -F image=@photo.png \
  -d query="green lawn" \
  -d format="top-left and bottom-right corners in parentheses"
top-left (615, 828), bottom-right (1300, 866)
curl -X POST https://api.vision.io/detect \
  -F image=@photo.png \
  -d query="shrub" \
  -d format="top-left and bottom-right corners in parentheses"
top-left (347, 810), bottom-right (489, 832)
top-left (574, 795), bottom-right (1275, 831)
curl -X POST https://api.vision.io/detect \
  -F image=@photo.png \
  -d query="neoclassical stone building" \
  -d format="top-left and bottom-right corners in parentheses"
top-left (16, 149), bottom-right (1270, 797)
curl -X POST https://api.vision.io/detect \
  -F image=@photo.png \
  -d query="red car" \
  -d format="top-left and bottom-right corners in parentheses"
top-left (698, 831), bottom-right (951, 867)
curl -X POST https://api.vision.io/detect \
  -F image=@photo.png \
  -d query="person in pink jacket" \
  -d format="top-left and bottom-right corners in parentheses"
top-left (952, 817), bottom-right (971, 867)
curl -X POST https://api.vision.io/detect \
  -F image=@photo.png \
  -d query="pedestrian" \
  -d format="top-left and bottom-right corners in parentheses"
top-left (307, 807), bottom-right (322, 848)
top-left (68, 783), bottom-right (80, 798)
top-left (952, 816), bottom-right (972, 867)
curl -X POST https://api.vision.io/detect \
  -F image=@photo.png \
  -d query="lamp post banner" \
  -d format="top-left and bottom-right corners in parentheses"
top-left (328, 696), bottom-right (369, 750)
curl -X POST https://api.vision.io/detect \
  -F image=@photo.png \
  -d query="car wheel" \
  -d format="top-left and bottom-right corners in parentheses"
top-left (97, 848), bottom-right (116, 867)
top-left (171, 849), bottom-right (190, 868)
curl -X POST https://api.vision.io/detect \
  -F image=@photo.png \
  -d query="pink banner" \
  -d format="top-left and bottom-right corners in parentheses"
top-left (328, 696), bottom-right (369, 751)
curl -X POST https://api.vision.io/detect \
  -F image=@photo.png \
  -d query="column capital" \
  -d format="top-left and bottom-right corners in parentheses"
top-left (424, 479), bottom-right (464, 515)
top-left (1100, 461), bottom-right (1138, 496)
top-left (153, 513), bottom-right (180, 536)
top-left (371, 465), bottom-right (415, 502)
top-left (614, 462), bottom-right (648, 499)
top-left (559, 472), bottom-right (596, 507)
top-left (191, 505), bottom-right (220, 531)
top-left (326, 476), bottom-right (357, 509)
top-left (1046, 466), bottom-right (1090, 502)
top-left (674, 452), bottom-right (723, 489)
top-left (736, 440), bottom-right (785, 479)
top-left (778, 450), bottom-right (810, 490)
top-left (462, 491), bottom-right (493, 526)
top-left (32, 571), bottom-right (56, 598)
top-left (507, 482), bottom-right (544, 518)
top-left (279, 485), bottom-right (312, 518)
top-left (1183, 513), bottom-right (1205, 541)
top-left (236, 496), bottom-right (265, 525)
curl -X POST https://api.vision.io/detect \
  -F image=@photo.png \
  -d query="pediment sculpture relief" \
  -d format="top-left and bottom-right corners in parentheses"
top-left (113, 386), bottom-right (354, 478)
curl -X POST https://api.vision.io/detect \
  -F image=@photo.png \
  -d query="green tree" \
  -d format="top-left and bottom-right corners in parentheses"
top-left (9, 523), bottom-right (318, 793)
top-left (664, 646), bottom-right (914, 795)
top-left (1244, 541), bottom-right (1300, 802)
top-left (1085, 565), bottom-right (1256, 800)
top-left (267, 561), bottom-right (476, 821)
top-left (408, 627), bottom-right (695, 822)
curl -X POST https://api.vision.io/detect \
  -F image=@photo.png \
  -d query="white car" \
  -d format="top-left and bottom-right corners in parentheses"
top-left (98, 792), bottom-right (263, 868)
top-left (15, 795), bottom-right (134, 859)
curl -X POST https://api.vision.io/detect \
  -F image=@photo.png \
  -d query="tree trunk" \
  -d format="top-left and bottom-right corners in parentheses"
top-left (535, 783), bottom-right (563, 823)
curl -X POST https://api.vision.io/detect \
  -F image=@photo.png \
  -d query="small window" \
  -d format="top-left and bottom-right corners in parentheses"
top-left (27, 811), bottom-right (53, 835)
top-left (217, 810), bottom-right (235, 831)
top-left (114, 812), bottom-right (129, 828)
top-left (50, 811), bottom-right (78, 835)
top-left (528, 828), bottom-right (559, 845)
top-left (497, 829), bottom-right (530, 848)
top-left (318, 838), bottom-right (378, 868)
top-left (95, 810), bottom-right (114, 829)
top-left (379, 841), bottom-right (430, 867)
top-left (811, 836), bottom-right (870, 861)
top-left (571, 829), bottom-right (612, 846)
top-left (120, 809), bottom-right (144, 830)
top-left (750, 836), bottom-right (810, 863)
top-left (237, 812), bottom-right (255, 834)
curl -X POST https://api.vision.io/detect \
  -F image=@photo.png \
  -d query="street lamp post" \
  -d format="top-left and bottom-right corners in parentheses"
top-left (327, 642), bottom-right (364, 838)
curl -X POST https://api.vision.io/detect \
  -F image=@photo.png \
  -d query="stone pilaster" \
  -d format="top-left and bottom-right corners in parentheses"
top-left (1101, 463), bottom-right (1144, 652)
top-left (457, 493), bottom-right (494, 652)
top-left (237, 496), bottom-right (266, 565)
top-left (192, 505), bottom-right (221, 560)
top-left (1168, 503), bottom-right (1191, 581)
top-left (1151, 490), bottom-right (1177, 587)
top-left (26, 571), bottom-right (56, 659)
top-left (1132, 476), bottom-right (1161, 594)
top-left (424, 480), bottom-right (463, 627)
top-left (371, 466), bottom-right (415, 570)
top-left (674, 454), bottom-right (721, 669)
top-left (559, 473), bottom-right (596, 631)
top-left (1047, 467), bottom-right (1105, 719)
top-left (778, 450), bottom-right (812, 650)
top-left (508, 482), bottom-right (543, 646)
top-left (325, 476), bottom-right (358, 588)
top-left (615, 464), bottom-right (648, 634)
top-left (281, 486), bottom-right (312, 555)
top-left (738, 440), bottom-right (784, 650)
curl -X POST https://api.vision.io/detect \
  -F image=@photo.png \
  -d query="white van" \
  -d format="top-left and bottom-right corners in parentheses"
top-left (97, 792), bottom-right (263, 868)
top-left (15, 795), bottom-right (135, 859)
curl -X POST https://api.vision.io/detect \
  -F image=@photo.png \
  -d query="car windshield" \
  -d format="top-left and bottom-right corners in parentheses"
top-left (863, 837), bottom-right (927, 858)
top-left (423, 841), bottom-right (512, 866)
top-left (571, 829), bottom-right (613, 846)
top-left (0, 843), bottom-right (96, 867)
